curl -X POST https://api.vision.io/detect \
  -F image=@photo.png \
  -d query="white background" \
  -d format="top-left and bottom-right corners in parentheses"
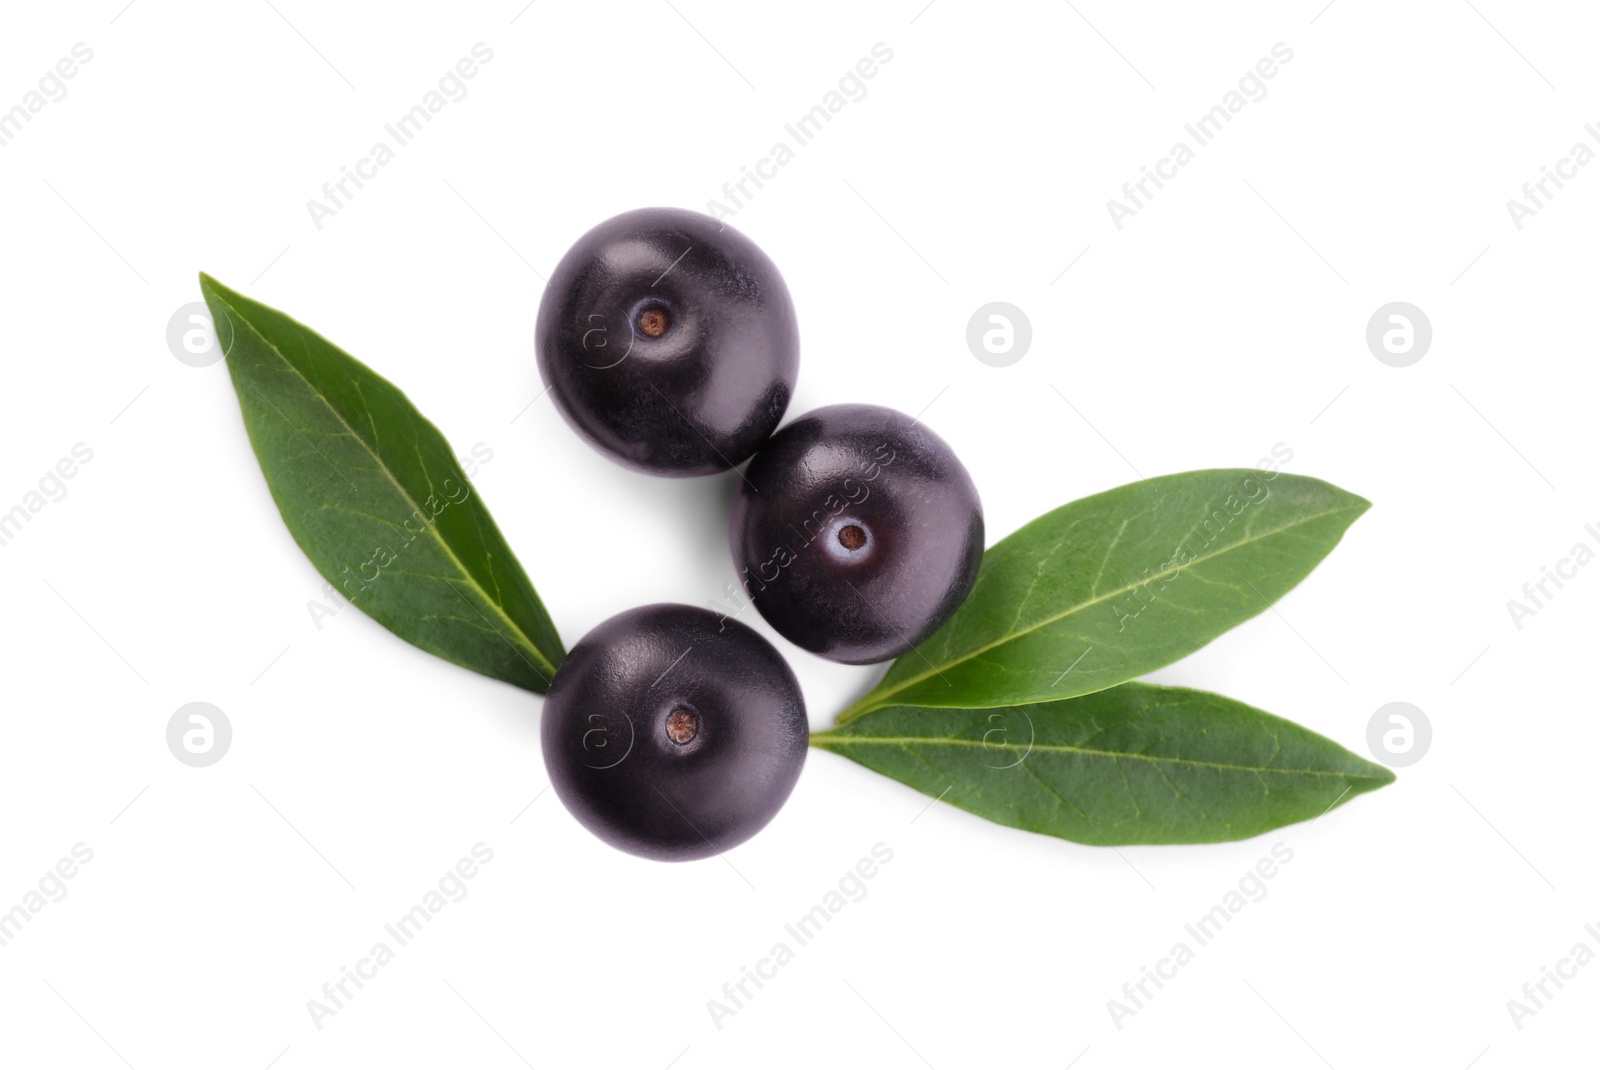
top-left (1, 1), bottom-right (1595, 1067)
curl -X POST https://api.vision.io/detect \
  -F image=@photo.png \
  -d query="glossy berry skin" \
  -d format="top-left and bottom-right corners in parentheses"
top-left (535, 208), bottom-right (800, 477)
top-left (730, 404), bottom-right (984, 665)
top-left (541, 604), bottom-right (808, 861)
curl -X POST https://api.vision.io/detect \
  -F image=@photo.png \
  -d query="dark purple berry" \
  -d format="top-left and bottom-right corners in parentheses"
top-left (535, 208), bottom-right (799, 477)
top-left (729, 403), bottom-right (984, 664)
top-left (541, 604), bottom-right (808, 861)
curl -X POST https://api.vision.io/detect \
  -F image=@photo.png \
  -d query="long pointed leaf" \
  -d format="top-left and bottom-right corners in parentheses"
top-left (842, 470), bottom-right (1368, 720)
top-left (201, 273), bottom-right (564, 690)
top-left (814, 683), bottom-right (1393, 845)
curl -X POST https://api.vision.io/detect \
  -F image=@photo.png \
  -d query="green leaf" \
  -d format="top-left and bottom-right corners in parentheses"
top-left (813, 683), bottom-right (1394, 845)
top-left (200, 273), bottom-right (565, 691)
top-left (841, 470), bottom-right (1368, 721)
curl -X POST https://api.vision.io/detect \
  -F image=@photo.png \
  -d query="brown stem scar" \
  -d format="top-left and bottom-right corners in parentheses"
top-left (665, 706), bottom-right (699, 745)
top-left (638, 307), bottom-right (670, 339)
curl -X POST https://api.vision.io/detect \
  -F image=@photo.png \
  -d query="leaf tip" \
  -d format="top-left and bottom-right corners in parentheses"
top-left (1339, 758), bottom-right (1397, 806)
top-left (198, 273), bottom-right (232, 314)
top-left (197, 273), bottom-right (244, 309)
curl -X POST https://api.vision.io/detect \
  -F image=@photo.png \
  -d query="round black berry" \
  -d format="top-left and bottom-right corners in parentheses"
top-left (541, 604), bottom-right (808, 861)
top-left (535, 208), bottom-right (800, 477)
top-left (729, 403), bottom-right (984, 664)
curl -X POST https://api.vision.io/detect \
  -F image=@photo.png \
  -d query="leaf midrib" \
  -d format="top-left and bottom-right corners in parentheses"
top-left (810, 732), bottom-right (1387, 780)
top-left (841, 500), bottom-right (1363, 720)
top-left (207, 282), bottom-right (559, 680)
